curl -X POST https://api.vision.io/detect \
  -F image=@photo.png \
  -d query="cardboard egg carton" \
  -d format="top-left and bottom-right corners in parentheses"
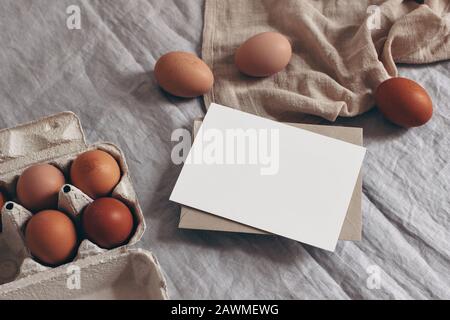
top-left (0, 112), bottom-right (168, 299)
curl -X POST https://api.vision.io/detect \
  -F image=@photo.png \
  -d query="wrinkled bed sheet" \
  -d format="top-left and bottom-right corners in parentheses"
top-left (0, 0), bottom-right (448, 299)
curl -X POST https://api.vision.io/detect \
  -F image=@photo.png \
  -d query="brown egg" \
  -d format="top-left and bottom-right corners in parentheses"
top-left (82, 197), bottom-right (134, 249)
top-left (25, 210), bottom-right (78, 266)
top-left (17, 164), bottom-right (66, 212)
top-left (375, 77), bottom-right (433, 128)
top-left (154, 51), bottom-right (214, 98)
top-left (70, 150), bottom-right (121, 199)
top-left (235, 32), bottom-right (292, 77)
top-left (0, 191), bottom-right (5, 209)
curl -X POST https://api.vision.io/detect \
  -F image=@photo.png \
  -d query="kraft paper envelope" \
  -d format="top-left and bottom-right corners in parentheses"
top-left (179, 119), bottom-right (364, 241)
top-left (170, 104), bottom-right (366, 251)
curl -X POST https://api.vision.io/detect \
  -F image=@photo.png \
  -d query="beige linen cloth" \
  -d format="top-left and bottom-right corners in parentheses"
top-left (202, 0), bottom-right (450, 121)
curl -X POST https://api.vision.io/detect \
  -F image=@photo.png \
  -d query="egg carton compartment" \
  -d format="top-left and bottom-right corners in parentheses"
top-left (0, 142), bottom-right (146, 241)
top-left (0, 112), bottom-right (86, 174)
top-left (0, 248), bottom-right (168, 300)
top-left (0, 112), bottom-right (167, 299)
top-left (0, 144), bottom-right (146, 283)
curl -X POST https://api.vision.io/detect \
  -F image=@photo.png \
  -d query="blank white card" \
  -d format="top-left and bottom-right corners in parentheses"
top-left (170, 103), bottom-right (366, 251)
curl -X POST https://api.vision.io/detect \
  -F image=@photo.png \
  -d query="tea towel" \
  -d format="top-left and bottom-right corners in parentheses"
top-left (202, 0), bottom-right (450, 121)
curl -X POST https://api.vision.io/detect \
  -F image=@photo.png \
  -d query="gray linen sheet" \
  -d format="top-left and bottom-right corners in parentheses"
top-left (0, 0), bottom-right (448, 299)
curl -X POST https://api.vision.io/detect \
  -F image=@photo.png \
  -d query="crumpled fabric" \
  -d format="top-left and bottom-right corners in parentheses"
top-left (0, 0), bottom-right (448, 299)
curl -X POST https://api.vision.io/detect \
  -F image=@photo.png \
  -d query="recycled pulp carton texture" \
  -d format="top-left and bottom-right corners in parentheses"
top-left (0, 112), bottom-right (168, 299)
top-left (179, 119), bottom-right (363, 241)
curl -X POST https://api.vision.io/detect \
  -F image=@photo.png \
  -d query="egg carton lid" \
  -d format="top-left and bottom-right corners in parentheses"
top-left (0, 112), bottom-right (87, 174)
top-left (0, 248), bottom-right (168, 300)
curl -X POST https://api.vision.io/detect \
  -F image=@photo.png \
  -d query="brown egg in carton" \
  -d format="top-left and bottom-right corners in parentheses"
top-left (0, 112), bottom-right (168, 299)
top-left (0, 144), bottom-right (145, 275)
